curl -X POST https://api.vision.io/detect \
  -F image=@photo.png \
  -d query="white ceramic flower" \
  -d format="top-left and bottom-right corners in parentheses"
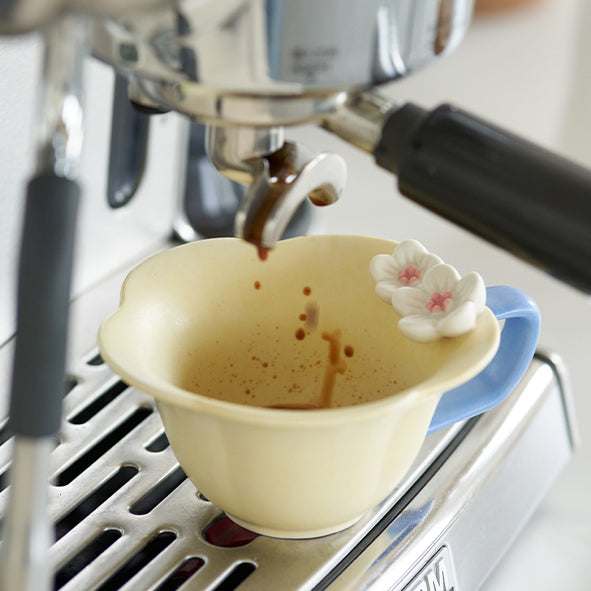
top-left (369, 240), bottom-right (443, 303)
top-left (391, 265), bottom-right (486, 342)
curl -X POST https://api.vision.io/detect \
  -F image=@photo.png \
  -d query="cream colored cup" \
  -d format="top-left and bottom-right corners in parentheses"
top-left (98, 235), bottom-right (537, 538)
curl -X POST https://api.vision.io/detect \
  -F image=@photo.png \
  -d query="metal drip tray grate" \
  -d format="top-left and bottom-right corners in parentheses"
top-left (0, 244), bottom-right (577, 591)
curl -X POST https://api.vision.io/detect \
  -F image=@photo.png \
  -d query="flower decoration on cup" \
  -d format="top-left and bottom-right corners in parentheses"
top-left (370, 242), bottom-right (486, 343)
top-left (368, 239), bottom-right (443, 303)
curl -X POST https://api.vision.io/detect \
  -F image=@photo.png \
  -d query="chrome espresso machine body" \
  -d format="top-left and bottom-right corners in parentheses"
top-left (0, 1), bottom-right (587, 590)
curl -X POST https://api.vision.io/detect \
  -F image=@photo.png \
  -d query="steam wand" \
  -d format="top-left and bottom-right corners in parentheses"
top-left (0, 14), bottom-right (86, 591)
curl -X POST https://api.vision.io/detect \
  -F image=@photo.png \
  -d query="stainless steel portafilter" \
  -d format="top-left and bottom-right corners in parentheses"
top-left (2, 0), bottom-right (479, 253)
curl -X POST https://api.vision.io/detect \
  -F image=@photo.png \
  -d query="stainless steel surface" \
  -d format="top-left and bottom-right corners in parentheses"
top-left (0, 0), bottom-right (474, 122)
top-left (4, 0), bottom-right (474, 95)
top-left (89, 0), bottom-right (474, 124)
top-left (36, 14), bottom-right (87, 179)
top-left (0, 241), bottom-right (574, 590)
top-left (127, 76), bottom-right (170, 113)
top-left (0, 0), bottom-right (163, 34)
top-left (400, 546), bottom-right (457, 591)
top-left (205, 125), bottom-right (285, 185)
top-left (0, 438), bottom-right (53, 591)
top-left (323, 91), bottom-right (398, 154)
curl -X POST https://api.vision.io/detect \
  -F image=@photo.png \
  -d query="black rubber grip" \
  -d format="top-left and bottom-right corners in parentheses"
top-left (375, 103), bottom-right (591, 293)
top-left (9, 174), bottom-right (79, 437)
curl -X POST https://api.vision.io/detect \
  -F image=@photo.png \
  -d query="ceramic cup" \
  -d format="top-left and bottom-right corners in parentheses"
top-left (98, 235), bottom-right (540, 538)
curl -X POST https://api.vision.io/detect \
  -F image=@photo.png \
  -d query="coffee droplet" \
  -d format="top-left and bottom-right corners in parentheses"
top-left (257, 247), bottom-right (269, 261)
top-left (295, 328), bottom-right (306, 340)
top-left (299, 313), bottom-right (307, 321)
top-left (304, 300), bottom-right (319, 330)
top-left (344, 345), bottom-right (354, 358)
top-left (254, 281), bottom-right (261, 290)
top-left (303, 286), bottom-right (312, 296)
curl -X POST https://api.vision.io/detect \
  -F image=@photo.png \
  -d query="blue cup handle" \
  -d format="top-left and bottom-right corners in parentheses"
top-left (427, 285), bottom-right (541, 434)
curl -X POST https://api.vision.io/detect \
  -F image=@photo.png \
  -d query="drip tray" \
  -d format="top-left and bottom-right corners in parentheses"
top-left (0, 245), bottom-right (577, 591)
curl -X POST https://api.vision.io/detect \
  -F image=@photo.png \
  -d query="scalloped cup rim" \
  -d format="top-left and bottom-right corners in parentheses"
top-left (98, 235), bottom-right (500, 427)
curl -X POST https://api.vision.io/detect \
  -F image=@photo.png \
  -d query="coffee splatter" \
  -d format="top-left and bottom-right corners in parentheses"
top-left (295, 328), bottom-right (306, 341)
top-left (257, 247), bottom-right (269, 261)
top-left (254, 281), bottom-right (261, 290)
top-left (344, 345), bottom-right (354, 358)
top-left (303, 286), bottom-right (312, 296)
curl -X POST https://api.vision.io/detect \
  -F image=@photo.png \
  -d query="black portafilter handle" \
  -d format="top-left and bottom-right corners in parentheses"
top-left (374, 103), bottom-right (591, 293)
top-left (9, 174), bottom-right (79, 438)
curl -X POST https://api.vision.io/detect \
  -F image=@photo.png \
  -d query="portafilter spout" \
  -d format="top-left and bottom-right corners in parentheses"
top-left (206, 125), bottom-right (347, 256)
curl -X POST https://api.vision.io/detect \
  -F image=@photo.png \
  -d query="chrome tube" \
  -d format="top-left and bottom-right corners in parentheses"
top-left (35, 14), bottom-right (87, 179)
top-left (0, 439), bottom-right (54, 591)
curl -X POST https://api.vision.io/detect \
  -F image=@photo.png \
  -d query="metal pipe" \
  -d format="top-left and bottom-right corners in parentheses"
top-left (35, 14), bottom-right (87, 179)
top-left (0, 12), bottom-right (87, 591)
top-left (0, 439), bottom-right (54, 591)
top-left (322, 90), bottom-right (397, 154)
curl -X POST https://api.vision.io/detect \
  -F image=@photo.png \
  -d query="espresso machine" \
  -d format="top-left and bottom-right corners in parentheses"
top-left (0, 1), bottom-right (587, 590)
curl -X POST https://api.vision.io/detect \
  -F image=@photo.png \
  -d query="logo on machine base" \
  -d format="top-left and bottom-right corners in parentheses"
top-left (403, 546), bottom-right (456, 591)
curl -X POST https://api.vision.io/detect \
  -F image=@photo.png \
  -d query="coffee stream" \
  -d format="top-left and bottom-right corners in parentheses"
top-left (244, 146), bottom-right (295, 262)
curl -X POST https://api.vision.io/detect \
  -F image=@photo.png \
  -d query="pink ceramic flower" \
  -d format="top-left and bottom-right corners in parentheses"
top-left (391, 265), bottom-right (486, 342)
top-left (369, 240), bottom-right (443, 303)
